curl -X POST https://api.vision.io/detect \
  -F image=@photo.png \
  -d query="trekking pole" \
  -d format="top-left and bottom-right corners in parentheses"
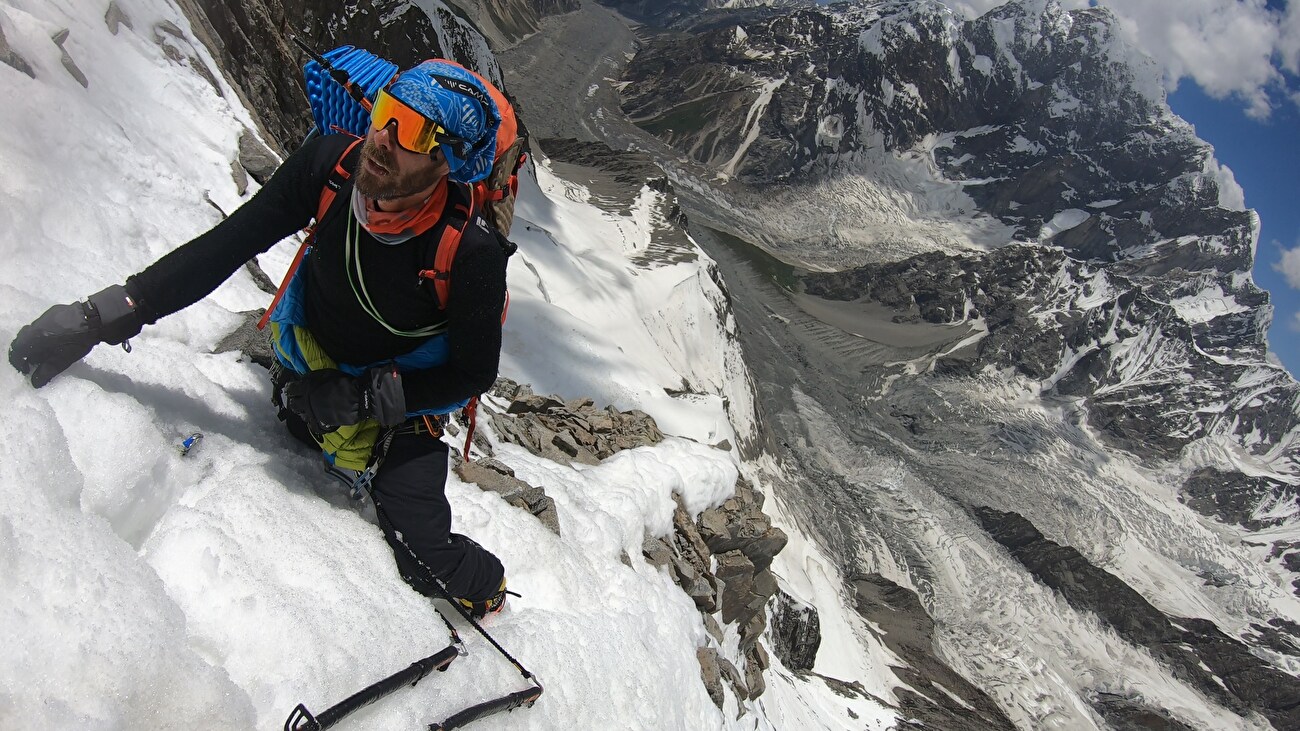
top-left (280, 500), bottom-right (541, 731)
top-left (363, 487), bottom-right (545, 727)
top-left (289, 36), bottom-right (373, 111)
top-left (285, 645), bottom-right (460, 731)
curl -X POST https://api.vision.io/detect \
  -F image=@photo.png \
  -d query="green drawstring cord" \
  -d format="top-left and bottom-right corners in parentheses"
top-left (345, 205), bottom-right (448, 338)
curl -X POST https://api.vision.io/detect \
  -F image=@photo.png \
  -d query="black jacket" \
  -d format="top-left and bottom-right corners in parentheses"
top-left (125, 134), bottom-right (508, 412)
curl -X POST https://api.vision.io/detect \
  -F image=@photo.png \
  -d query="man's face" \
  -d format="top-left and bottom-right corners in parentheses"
top-left (353, 122), bottom-right (450, 201)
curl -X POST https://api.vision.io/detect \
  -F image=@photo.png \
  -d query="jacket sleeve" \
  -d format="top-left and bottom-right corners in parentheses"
top-left (124, 135), bottom-right (349, 323)
top-left (400, 228), bottom-right (509, 412)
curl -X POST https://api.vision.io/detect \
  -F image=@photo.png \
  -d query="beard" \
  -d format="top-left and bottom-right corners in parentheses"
top-left (353, 137), bottom-right (442, 201)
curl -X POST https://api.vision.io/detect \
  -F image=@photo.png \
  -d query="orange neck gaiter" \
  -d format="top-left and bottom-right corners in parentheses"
top-left (352, 179), bottom-right (448, 243)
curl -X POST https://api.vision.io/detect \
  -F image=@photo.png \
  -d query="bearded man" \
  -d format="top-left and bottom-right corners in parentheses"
top-left (9, 60), bottom-right (513, 618)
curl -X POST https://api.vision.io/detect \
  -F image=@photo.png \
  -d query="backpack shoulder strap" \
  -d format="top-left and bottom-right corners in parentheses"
top-left (316, 137), bottom-right (365, 225)
top-left (417, 182), bottom-right (477, 310)
top-left (257, 137), bottom-right (364, 331)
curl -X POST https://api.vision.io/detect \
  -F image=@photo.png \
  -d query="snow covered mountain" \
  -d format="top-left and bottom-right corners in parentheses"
top-left (612, 0), bottom-right (1300, 579)
top-left (0, 0), bottom-right (909, 728)
top-left (10, 0), bottom-right (1300, 728)
top-left (545, 0), bottom-right (1300, 728)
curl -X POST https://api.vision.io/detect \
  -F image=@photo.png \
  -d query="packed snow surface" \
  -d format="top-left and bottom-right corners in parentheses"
top-left (0, 0), bottom-right (898, 728)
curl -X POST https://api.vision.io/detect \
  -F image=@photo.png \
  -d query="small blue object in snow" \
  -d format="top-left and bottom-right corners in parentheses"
top-left (178, 432), bottom-right (204, 457)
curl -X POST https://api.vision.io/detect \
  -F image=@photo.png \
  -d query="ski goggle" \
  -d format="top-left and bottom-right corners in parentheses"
top-left (370, 88), bottom-right (470, 158)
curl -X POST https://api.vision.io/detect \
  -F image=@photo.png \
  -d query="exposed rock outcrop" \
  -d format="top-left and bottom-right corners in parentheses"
top-left (474, 377), bottom-right (788, 704)
top-left (487, 379), bottom-right (665, 465)
top-left (645, 474), bottom-right (786, 704)
top-left (104, 2), bottom-right (133, 35)
top-left (51, 29), bottom-right (88, 88)
top-left (237, 128), bottom-right (279, 185)
top-left (852, 573), bottom-right (1017, 731)
top-left (172, 0), bottom-right (509, 153)
top-left (1090, 693), bottom-right (1201, 731)
top-left (455, 457), bottom-right (561, 535)
top-left (768, 588), bottom-right (819, 671)
top-left (1182, 467), bottom-right (1298, 532)
top-left (212, 309), bottom-right (273, 368)
top-left (0, 18), bottom-right (34, 79)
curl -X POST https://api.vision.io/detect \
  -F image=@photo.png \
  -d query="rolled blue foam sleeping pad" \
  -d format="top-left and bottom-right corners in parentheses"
top-left (304, 46), bottom-right (399, 138)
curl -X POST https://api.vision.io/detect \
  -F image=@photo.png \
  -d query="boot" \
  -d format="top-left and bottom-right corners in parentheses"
top-left (455, 577), bottom-right (509, 619)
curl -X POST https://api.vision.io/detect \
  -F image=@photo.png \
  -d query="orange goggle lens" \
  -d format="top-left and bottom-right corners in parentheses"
top-left (371, 88), bottom-right (445, 155)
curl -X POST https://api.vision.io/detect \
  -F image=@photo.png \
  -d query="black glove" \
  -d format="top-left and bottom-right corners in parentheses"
top-left (9, 284), bottom-right (143, 388)
top-left (282, 365), bottom-right (407, 434)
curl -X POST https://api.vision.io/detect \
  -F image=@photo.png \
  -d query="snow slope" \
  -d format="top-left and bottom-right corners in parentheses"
top-left (0, 0), bottom-right (896, 728)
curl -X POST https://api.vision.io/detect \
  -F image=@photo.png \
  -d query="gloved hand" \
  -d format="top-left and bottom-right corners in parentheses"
top-left (8, 284), bottom-right (143, 388)
top-left (282, 365), bottom-right (407, 434)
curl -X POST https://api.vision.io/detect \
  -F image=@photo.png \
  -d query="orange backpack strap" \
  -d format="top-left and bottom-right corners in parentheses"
top-left (413, 183), bottom-right (516, 318)
top-left (416, 183), bottom-right (476, 310)
top-left (257, 138), bottom-right (364, 330)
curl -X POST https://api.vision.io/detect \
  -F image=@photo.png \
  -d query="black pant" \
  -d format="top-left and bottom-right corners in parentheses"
top-left (285, 414), bottom-right (505, 602)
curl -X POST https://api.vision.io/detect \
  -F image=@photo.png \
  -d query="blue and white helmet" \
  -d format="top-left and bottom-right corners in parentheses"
top-left (388, 60), bottom-right (500, 184)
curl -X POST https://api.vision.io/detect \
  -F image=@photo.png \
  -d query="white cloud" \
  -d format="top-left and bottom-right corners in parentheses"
top-left (946, 0), bottom-right (1297, 118)
top-left (1144, 0), bottom-right (1282, 118)
top-left (1272, 242), bottom-right (1300, 289)
top-left (1290, 311), bottom-right (1300, 333)
top-left (1281, 1), bottom-right (1300, 75)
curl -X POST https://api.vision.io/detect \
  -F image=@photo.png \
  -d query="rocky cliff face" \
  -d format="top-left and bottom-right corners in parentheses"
top-left (598, 0), bottom-right (811, 28)
top-left (174, 0), bottom-right (570, 153)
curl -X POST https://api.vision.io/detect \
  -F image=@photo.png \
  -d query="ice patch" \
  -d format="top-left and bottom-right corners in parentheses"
top-left (1170, 286), bottom-right (1250, 325)
top-left (1039, 209), bottom-right (1090, 239)
top-left (1009, 135), bottom-right (1046, 155)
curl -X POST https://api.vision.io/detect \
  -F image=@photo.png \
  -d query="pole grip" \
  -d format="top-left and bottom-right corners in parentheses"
top-left (284, 645), bottom-right (459, 730)
top-left (428, 684), bottom-right (543, 731)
